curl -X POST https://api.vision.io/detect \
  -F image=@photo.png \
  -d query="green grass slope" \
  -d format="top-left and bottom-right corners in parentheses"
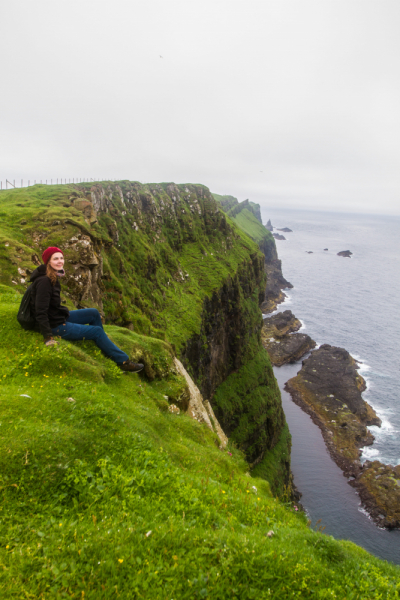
top-left (0, 183), bottom-right (289, 487)
top-left (0, 286), bottom-right (399, 598)
top-left (233, 208), bottom-right (273, 246)
top-left (213, 195), bottom-right (276, 262)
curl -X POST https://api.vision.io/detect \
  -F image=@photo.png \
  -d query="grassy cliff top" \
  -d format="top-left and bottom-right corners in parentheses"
top-left (0, 284), bottom-right (399, 597)
top-left (213, 193), bottom-right (275, 248)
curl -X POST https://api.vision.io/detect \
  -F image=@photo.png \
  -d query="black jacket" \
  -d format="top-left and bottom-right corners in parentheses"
top-left (30, 265), bottom-right (70, 339)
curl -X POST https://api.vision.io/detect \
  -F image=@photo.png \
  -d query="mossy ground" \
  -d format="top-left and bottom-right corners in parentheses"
top-left (1, 287), bottom-right (399, 598)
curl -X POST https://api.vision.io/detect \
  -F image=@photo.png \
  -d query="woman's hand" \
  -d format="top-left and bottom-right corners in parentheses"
top-left (44, 337), bottom-right (59, 346)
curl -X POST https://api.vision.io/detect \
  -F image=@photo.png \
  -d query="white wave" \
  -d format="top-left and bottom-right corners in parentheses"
top-left (361, 377), bottom-right (373, 394)
top-left (357, 506), bottom-right (386, 529)
top-left (357, 506), bottom-right (372, 520)
top-left (364, 403), bottom-right (395, 432)
top-left (351, 353), bottom-right (371, 370)
top-left (376, 416), bottom-right (395, 432)
top-left (361, 447), bottom-right (380, 461)
top-left (299, 318), bottom-right (306, 330)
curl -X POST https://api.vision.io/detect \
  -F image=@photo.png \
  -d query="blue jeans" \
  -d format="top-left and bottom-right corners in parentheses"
top-left (51, 308), bottom-right (129, 365)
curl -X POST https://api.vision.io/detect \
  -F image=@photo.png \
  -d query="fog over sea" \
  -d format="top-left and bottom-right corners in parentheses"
top-left (260, 208), bottom-right (400, 564)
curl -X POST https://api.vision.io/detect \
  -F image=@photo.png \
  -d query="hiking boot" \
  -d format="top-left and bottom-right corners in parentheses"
top-left (119, 361), bottom-right (144, 373)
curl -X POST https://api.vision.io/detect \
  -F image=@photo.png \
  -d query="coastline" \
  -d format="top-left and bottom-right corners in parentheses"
top-left (261, 212), bottom-right (400, 530)
top-left (275, 361), bottom-right (400, 565)
top-left (283, 345), bottom-right (400, 530)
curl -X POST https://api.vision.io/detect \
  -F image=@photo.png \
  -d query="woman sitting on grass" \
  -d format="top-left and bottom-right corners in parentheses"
top-left (30, 246), bottom-right (144, 373)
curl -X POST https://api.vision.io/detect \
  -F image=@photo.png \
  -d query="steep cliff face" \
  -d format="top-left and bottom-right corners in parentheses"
top-left (1, 181), bottom-right (290, 492)
top-left (180, 253), bottom-right (264, 401)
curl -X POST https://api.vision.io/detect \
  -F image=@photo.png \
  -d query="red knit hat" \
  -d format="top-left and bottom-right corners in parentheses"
top-left (42, 246), bottom-right (64, 264)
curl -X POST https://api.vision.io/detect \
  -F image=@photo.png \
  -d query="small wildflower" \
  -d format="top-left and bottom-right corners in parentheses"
top-left (59, 523), bottom-right (62, 527)
top-left (145, 531), bottom-right (152, 538)
top-left (258, 497), bottom-right (260, 501)
top-left (118, 559), bottom-right (123, 563)
top-left (222, 491), bottom-right (226, 494)
top-left (294, 506), bottom-right (298, 511)
top-left (6, 545), bottom-right (9, 549)
top-left (228, 452), bottom-right (232, 456)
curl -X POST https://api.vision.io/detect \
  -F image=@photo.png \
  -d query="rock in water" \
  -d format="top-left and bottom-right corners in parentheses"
top-left (337, 250), bottom-right (353, 257)
top-left (273, 233), bottom-right (286, 240)
top-left (265, 219), bottom-right (273, 231)
top-left (285, 345), bottom-right (400, 529)
top-left (261, 310), bottom-right (316, 366)
top-left (286, 344), bottom-right (381, 432)
top-left (277, 227), bottom-right (293, 232)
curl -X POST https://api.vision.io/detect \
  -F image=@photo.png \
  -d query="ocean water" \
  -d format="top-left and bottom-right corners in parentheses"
top-left (260, 207), bottom-right (400, 564)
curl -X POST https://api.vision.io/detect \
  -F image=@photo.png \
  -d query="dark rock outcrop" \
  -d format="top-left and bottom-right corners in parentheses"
top-left (324, 248), bottom-right (328, 251)
top-left (265, 219), bottom-right (273, 231)
top-left (353, 461), bottom-right (400, 529)
top-left (261, 310), bottom-right (316, 366)
top-left (337, 250), bottom-right (352, 257)
top-left (273, 233), bottom-right (286, 240)
top-left (264, 310), bottom-right (302, 336)
top-left (286, 345), bottom-right (380, 428)
top-left (284, 345), bottom-right (400, 528)
top-left (277, 227), bottom-right (293, 233)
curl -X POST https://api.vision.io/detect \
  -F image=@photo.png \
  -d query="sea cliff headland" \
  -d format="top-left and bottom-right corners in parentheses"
top-left (0, 183), bottom-right (399, 595)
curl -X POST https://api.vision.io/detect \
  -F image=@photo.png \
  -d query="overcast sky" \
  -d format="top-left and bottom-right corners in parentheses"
top-left (1, 0), bottom-right (400, 215)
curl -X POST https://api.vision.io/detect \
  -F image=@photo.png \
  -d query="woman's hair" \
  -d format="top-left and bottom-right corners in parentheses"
top-left (46, 263), bottom-right (58, 285)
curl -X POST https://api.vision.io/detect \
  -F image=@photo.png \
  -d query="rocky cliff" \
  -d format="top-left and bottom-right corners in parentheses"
top-left (1, 181), bottom-right (290, 493)
top-left (213, 194), bottom-right (292, 313)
